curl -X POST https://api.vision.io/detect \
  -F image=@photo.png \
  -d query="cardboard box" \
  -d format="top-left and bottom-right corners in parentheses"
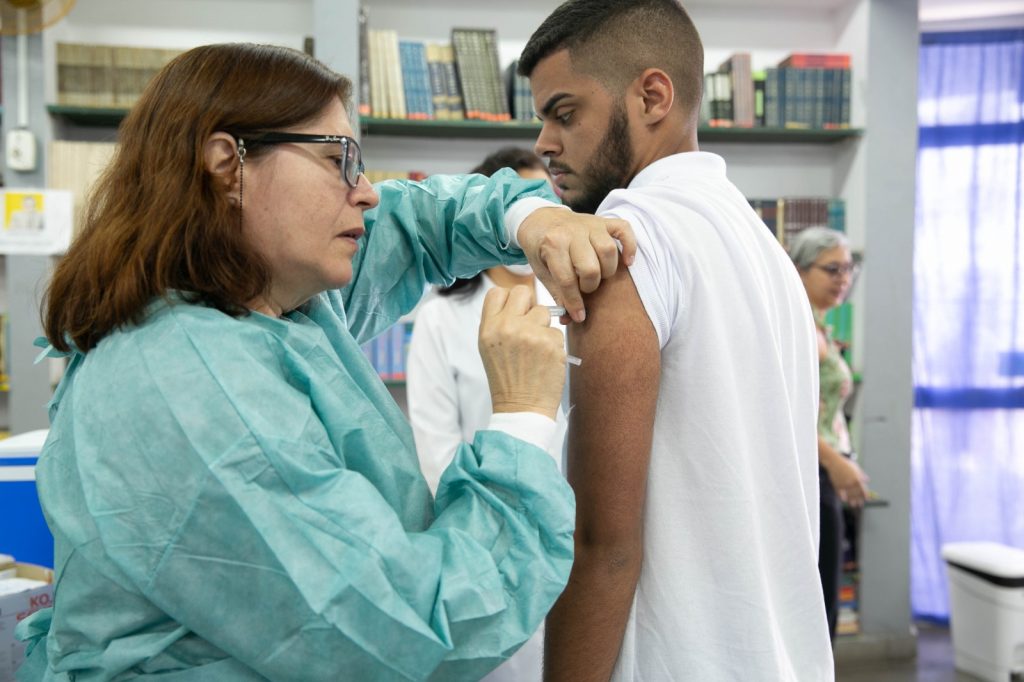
top-left (0, 563), bottom-right (54, 682)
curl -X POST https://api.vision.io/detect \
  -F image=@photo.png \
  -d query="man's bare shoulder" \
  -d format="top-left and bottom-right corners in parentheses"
top-left (571, 263), bottom-right (657, 359)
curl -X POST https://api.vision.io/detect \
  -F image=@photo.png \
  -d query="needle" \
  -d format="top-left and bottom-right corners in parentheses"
top-left (547, 306), bottom-right (582, 366)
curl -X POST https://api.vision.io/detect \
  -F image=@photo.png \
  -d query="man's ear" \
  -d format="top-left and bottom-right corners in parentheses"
top-left (634, 68), bottom-right (674, 125)
top-left (204, 132), bottom-right (241, 199)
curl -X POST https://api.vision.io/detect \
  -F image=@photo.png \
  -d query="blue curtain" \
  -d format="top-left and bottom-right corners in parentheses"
top-left (913, 29), bottom-right (1024, 619)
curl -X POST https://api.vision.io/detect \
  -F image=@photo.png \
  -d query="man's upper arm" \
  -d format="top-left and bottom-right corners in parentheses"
top-left (567, 262), bottom-right (661, 547)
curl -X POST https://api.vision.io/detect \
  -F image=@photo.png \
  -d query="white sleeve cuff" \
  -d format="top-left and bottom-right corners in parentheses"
top-left (505, 198), bottom-right (568, 249)
top-left (487, 411), bottom-right (558, 453)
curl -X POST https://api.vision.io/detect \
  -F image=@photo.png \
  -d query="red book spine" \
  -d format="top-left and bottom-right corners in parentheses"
top-left (780, 53), bottom-right (851, 69)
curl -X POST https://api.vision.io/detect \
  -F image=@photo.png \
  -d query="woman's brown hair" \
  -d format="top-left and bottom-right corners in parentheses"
top-left (44, 43), bottom-right (352, 352)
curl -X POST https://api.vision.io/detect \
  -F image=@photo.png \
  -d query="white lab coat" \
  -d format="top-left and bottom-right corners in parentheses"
top-left (406, 273), bottom-right (567, 682)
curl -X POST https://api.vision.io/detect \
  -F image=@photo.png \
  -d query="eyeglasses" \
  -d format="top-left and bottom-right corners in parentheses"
top-left (244, 132), bottom-right (365, 188)
top-left (811, 262), bottom-right (857, 279)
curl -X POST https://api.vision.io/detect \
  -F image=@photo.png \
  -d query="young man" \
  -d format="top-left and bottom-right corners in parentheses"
top-left (518, 1), bottom-right (835, 679)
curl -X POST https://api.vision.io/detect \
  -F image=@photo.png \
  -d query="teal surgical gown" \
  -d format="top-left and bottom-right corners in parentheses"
top-left (16, 171), bottom-right (574, 681)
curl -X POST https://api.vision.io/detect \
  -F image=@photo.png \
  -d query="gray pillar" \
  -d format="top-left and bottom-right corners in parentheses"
top-left (312, 0), bottom-right (361, 131)
top-left (839, 0), bottom-right (919, 663)
top-left (3, 33), bottom-right (54, 433)
top-left (5, 257), bottom-right (52, 432)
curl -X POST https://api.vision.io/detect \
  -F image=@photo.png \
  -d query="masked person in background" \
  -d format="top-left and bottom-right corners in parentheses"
top-left (16, 43), bottom-right (635, 682)
top-left (407, 147), bottom-right (563, 682)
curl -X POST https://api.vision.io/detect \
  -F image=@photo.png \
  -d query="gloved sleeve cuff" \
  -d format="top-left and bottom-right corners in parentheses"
top-left (505, 198), bottom-right (568, 249)
top-left (486, 411), bottom-right (557, 454)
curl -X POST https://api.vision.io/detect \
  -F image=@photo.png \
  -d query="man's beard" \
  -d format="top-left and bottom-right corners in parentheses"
top-left (563, 101), bottom-right (634, 214)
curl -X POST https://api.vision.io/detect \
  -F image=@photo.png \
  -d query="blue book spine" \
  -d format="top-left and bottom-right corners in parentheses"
top-left (391, 324), bottom-right (405, 380)
top-left (764, 68), bottom-right (780, 128)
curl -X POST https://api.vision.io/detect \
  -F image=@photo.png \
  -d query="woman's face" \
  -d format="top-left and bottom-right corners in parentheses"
top-left (243, 98), bottom-right (379, 314)
top-left (799, 244), bottom-right (853, 311)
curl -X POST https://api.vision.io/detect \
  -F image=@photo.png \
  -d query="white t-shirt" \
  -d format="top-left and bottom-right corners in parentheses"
top-left (599, 152), bottom-right (833, 681)
top-left (406, 273), bottom-right (567, 682)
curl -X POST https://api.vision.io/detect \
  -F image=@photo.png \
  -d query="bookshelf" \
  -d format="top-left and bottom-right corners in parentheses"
top-left (46, 105), bottom-right (131, 128)
top-left (12, 0), bottom-right (916, 664)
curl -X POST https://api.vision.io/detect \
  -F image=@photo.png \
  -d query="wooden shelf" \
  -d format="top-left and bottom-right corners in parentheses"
top-left (46, 107), bottom-right (862, 145)
top-left (361, 116), bottom-right (863, 143)
top-left (47, 105), bottom-right (128, 127)
top-left (699, 126), bottom-right (863, 144)
top-left (361, 117), bottom-right (542, 139)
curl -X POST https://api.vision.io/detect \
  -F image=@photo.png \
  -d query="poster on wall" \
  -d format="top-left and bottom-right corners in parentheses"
top-left (0, 190), bottom-right (73, 255)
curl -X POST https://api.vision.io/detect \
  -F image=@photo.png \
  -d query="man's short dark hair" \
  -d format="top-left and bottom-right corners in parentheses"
top-left (518, 0), bottom-right (704, 120)
top-left (471, 147), bottom-right (548, 178)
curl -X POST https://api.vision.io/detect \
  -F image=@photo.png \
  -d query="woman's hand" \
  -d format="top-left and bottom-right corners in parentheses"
top-left (478, 285), bottom-right (567, 420)
top-left (517, 207), bottom-right (637, 323)
top-left (825, 455), bottom-right (870, 508)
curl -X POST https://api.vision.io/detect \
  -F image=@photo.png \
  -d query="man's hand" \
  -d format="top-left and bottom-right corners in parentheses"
top-left (517, 207), bottom-right (637, 323)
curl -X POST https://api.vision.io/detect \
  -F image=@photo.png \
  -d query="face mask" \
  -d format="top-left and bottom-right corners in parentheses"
top-left (503, 263), bottom-right (534, 277)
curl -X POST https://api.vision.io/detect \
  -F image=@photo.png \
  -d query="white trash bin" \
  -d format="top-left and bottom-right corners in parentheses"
top-left (942, 542), bottom-right (1024, 682)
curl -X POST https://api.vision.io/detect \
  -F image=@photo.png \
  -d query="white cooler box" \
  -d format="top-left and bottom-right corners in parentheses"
top-left (942, 542), bottom-right (1024, 682)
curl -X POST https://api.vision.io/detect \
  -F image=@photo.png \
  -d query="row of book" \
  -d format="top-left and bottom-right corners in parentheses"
top-left (47, 140), bottom-right (118, 238)
top-left (362, 28), bottom-right (465, 121)
top-left (837, 512), bottom-right (863, 637)
top-left (360, 323), bottom-right (412, 382)
top-left (56, 43), bottom-right (181, 109)
top-left (53, 39), bottom-right (849, 132)
top-left (748, 196), bottom-right (846, 246)
top-left (506, 60), bottom-right (537, 123)
top-left (358, 16), bottom-right (535, 123)
top-left (702, 53), bottom-right (851, 130)
top-left (837, 571), bottom-right (861, 636)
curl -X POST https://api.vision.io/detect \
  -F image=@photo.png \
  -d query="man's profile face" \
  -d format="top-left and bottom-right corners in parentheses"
top-left (530, 50), bottom-right (635, 214)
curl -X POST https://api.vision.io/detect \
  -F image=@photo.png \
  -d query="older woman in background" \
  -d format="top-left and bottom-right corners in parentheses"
top-left (789, 226), bottom-right (870, 642)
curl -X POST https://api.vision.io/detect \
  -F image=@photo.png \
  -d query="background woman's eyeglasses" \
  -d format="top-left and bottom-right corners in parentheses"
top-left (812, 262), bottom-right (857, 279)
top-left (244, 133), bottom-right (365, 188)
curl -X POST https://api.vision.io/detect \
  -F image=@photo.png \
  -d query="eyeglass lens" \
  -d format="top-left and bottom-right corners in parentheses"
top-left (342, 138), bottom-right (364, 187)
top-left (819, 263), bottom-right (855, 277)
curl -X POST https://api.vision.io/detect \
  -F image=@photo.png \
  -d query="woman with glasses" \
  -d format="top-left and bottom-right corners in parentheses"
top-left (788, 226), bottom-right (870, 642)
top-left (17, 43), bottom-right (634, 681)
